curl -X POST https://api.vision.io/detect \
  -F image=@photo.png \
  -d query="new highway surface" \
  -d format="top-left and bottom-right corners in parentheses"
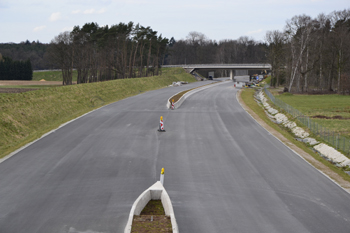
top-left (1, 79), bottom-right (350, 233)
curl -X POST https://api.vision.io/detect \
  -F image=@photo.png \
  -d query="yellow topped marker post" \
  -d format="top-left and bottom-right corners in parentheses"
top-left (160, 168), bottom-right (165, 185)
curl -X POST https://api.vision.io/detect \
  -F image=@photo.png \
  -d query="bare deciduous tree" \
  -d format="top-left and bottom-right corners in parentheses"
top-left (265, 30), bottom-right (285, 87)
top-left (48, 31), bottom-right (73, 85)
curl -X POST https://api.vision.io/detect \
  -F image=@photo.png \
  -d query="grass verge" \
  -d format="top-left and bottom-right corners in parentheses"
top-left (170, 88), bottom-right (196, 104)
top-left (239, 88), bottom-right (350, 187)
top-left (0, 68), bottom-right (196, 159)
top-left (140, 200), bottom-right (165, 215)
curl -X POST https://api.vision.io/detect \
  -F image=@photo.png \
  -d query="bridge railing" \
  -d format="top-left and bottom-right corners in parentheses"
top-left (162, 64), bottom-right (272, 69)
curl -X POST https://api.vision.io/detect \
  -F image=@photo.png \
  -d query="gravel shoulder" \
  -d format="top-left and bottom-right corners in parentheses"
top-left (237, 89), bottom-right (350, 193)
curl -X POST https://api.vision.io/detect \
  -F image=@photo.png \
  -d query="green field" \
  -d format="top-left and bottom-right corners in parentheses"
top-left (0, 68), bottom-right (196, 159)
top-left (276, 94), bottom-right (350, 137)
top-left (33, 70), bottom-right (78, 81)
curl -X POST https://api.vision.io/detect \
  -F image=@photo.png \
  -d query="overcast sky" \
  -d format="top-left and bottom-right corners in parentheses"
top-left (1, 0), bottom-right (349, 44)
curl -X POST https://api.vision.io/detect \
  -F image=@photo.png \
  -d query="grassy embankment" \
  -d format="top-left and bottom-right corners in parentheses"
top-left (0, 68), bottom-right (196, 159)
top-left (240, 87), bottom-right (350, 183)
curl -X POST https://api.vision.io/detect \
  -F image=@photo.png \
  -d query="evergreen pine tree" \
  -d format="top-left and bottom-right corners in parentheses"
top-left (4, 57), bottom-right (13, 80)
top-left (0, 58), bottom-right (4, 80)
top-left (25, 59), bottom-right (33, 80)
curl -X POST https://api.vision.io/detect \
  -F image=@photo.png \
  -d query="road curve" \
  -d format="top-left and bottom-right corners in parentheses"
top-left (0, 80), bottom-right (350, 233)
top-left (162, 82), bottom-right (350, 233)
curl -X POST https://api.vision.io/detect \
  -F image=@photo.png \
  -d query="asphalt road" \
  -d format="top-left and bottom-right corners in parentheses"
top-left (1, 79), bottom-right (350, 233)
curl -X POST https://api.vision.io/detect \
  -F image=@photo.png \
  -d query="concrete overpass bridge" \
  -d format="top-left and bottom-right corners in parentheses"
top-left (162, 64), bottom-right (272, 79)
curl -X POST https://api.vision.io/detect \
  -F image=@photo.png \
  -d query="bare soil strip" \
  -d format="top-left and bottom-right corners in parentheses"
top-left (0, 81), bottom-right (66, 86)
top-left (0, 88), bottom-right (39, 93)
top-left (312, 115), bottom-right (350, 120)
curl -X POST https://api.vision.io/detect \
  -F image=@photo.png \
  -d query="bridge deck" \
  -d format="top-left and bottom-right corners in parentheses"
top-left (162, 64), bottom-right (271, 70)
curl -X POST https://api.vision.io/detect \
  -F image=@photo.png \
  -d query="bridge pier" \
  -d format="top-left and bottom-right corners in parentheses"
top-left (230, 70), bottom-right (248, 80)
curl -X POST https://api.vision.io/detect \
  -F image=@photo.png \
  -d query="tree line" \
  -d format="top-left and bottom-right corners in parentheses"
top-left (0, 41), bottom-right (53, 70)
top-left (166, 10), bottom-right (350, 94)
top-left (166, 32), bottom-right (268, 66)
top-left (1, 9), bottom-right (349, 92)
top-left (0, 53), bottom-right (33, 80)
top-left (47, 22), bottom-right (169, 85)
top-left (265, 9), bottom-right (350, 94)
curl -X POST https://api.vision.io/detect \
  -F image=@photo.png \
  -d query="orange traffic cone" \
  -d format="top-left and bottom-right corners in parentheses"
top-left (158, 116), bottom-right (166, 132)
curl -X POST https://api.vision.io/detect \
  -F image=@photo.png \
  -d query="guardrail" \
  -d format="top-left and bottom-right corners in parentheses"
top-left (263, 87), bottom-right (350, 156)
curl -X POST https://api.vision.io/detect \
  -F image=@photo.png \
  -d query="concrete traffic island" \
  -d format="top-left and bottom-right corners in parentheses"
top-left (166, 80), bottom-right (229, 109)
top-left (124, 181), bottom-right (178, 233)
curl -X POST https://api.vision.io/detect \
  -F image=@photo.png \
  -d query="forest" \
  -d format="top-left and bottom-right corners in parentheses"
top-left (0, 40), bottom-right (52, 70)
top-left (0, 54), bottom-right (33, 80)
top-left (0, 9), bottom-right (349, 93)
top-left (166, 33), bottom-right (267, 65)
top-left (265, 9), bottom-right (350, 94)
top-left (166, 9), bottom-right (350, 94)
